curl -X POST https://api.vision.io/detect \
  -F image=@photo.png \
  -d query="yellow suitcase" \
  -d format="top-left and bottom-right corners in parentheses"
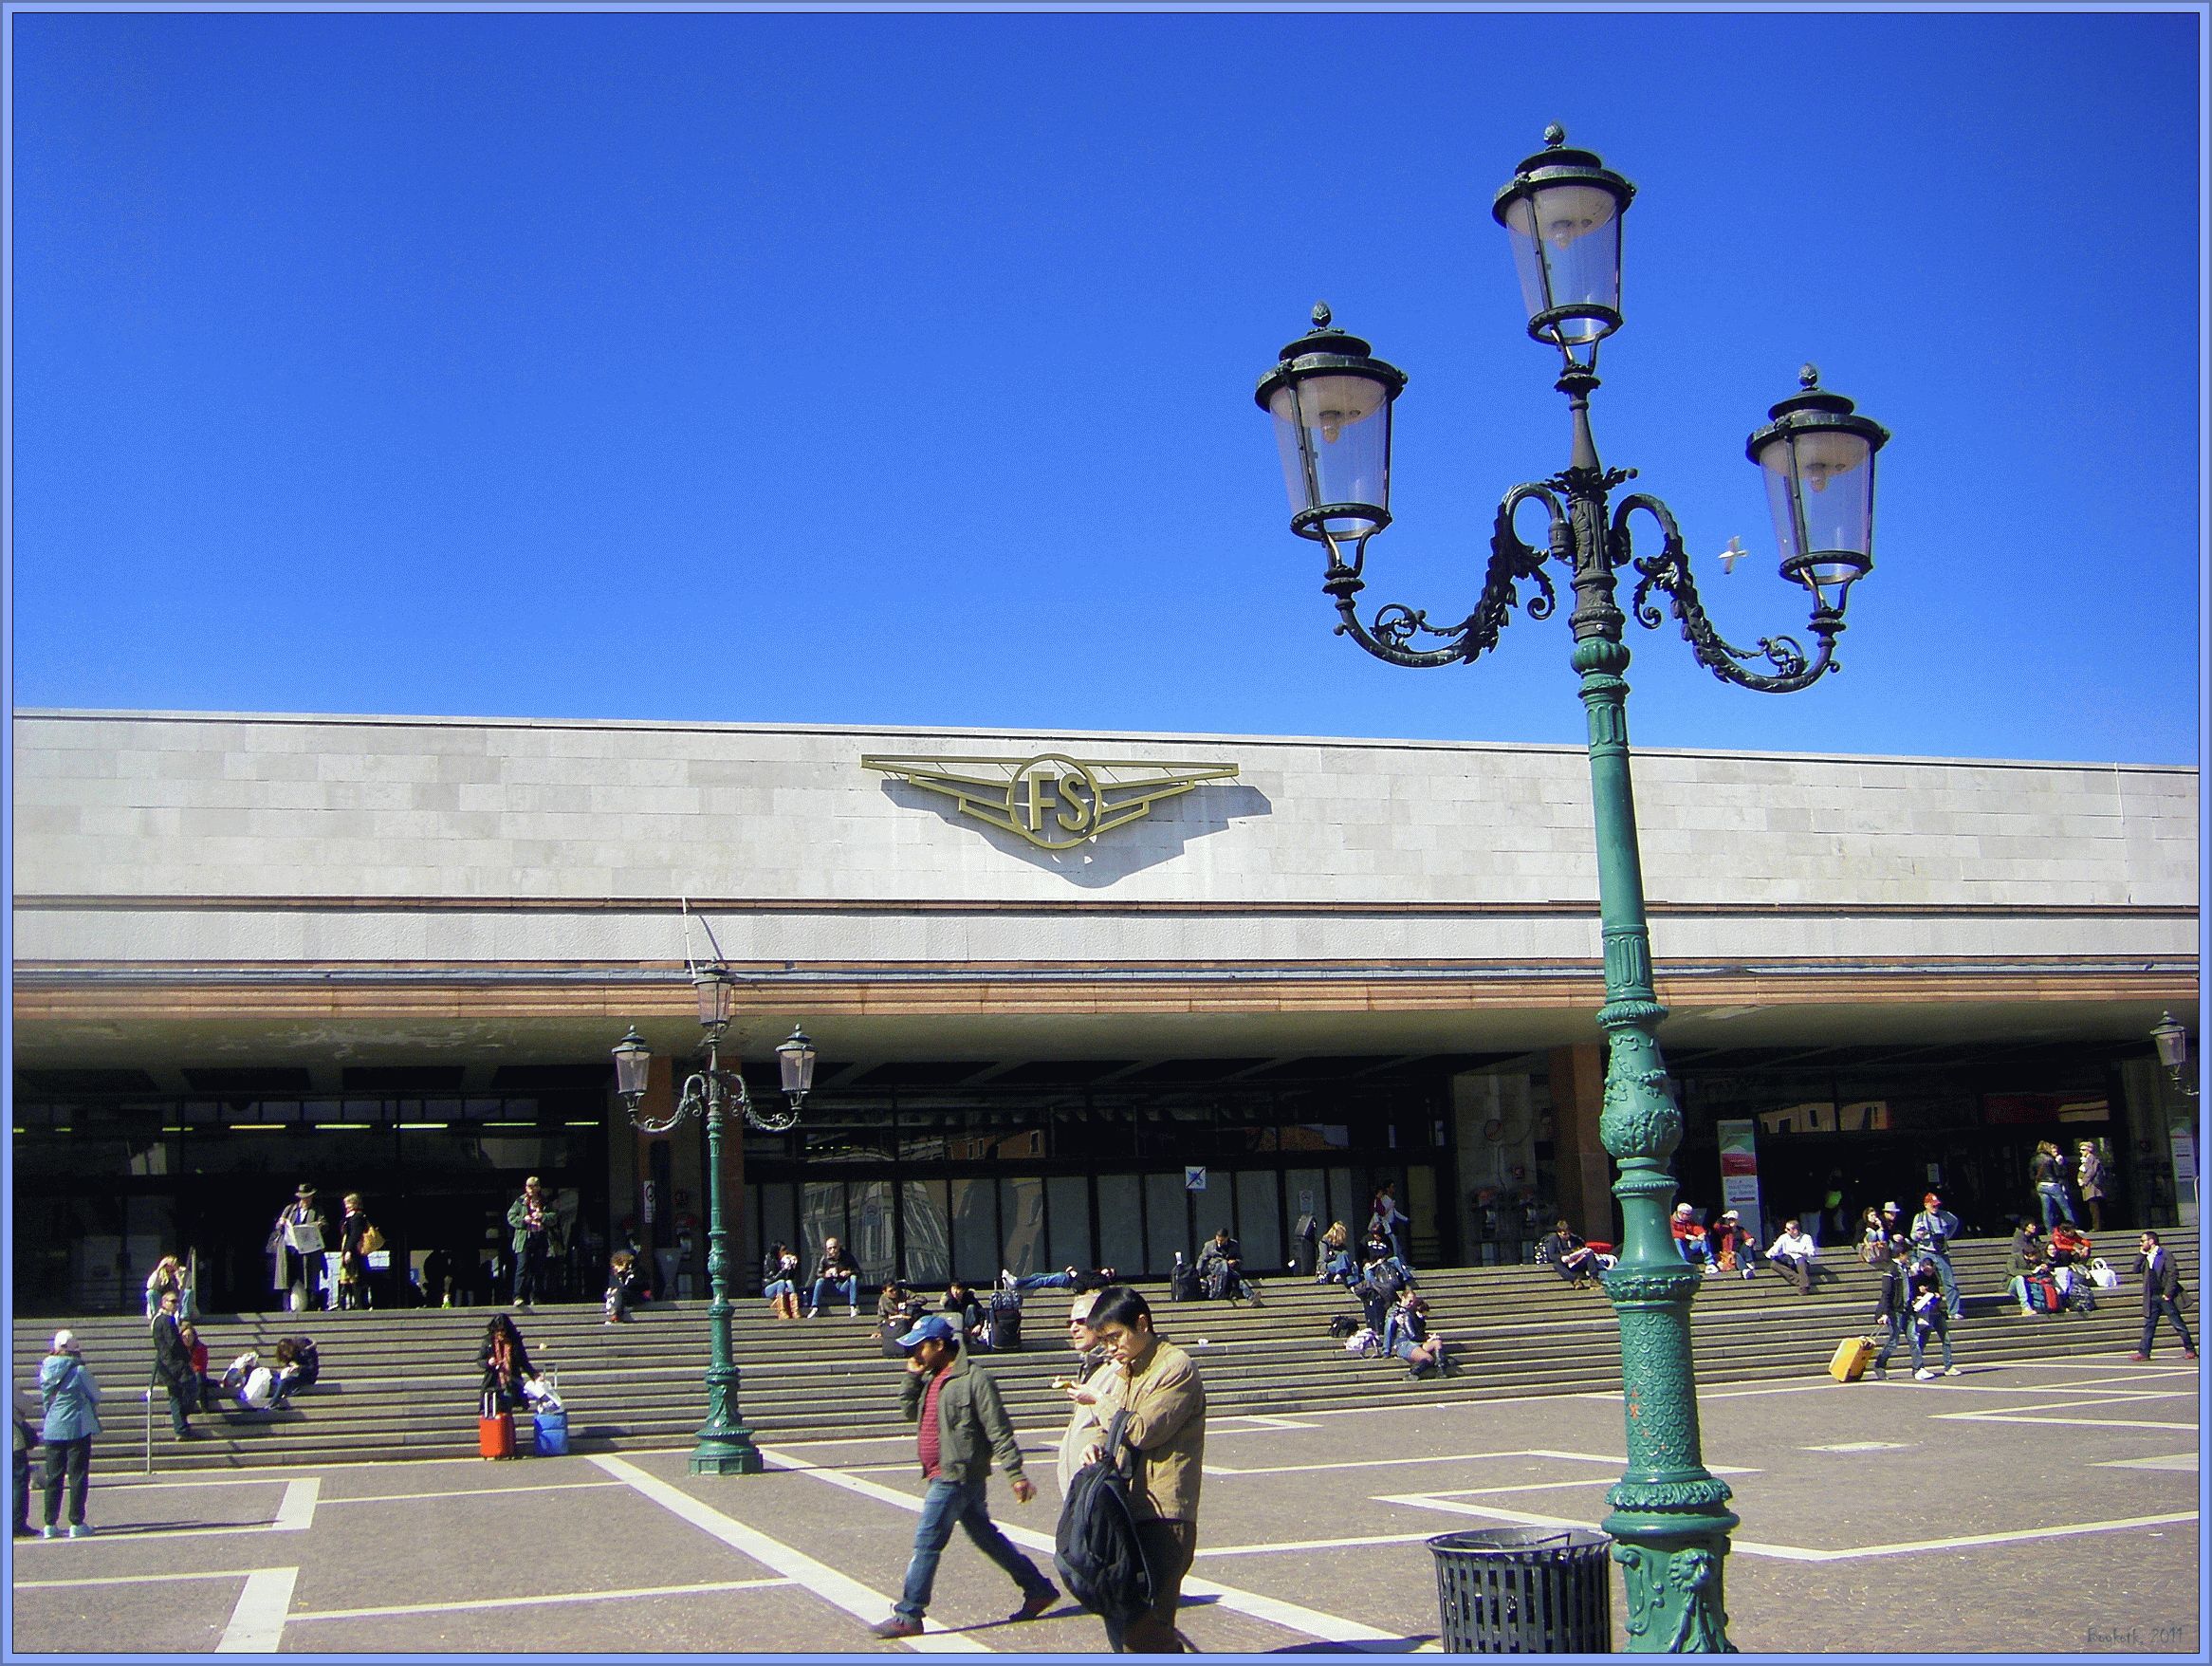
top-left (1829, 1336), bottom-right (1875, 1382)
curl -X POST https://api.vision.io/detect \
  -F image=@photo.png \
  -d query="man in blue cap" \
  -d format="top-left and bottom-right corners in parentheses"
top-left (870, 1313), bottom-right (1059, 1639)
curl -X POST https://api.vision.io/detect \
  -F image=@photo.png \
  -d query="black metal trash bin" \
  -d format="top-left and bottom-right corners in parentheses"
top-left (1429, 1527), bottom-right (1612, 1653)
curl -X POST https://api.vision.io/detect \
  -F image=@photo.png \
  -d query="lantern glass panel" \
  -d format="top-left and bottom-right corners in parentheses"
top-left (1502, 183), bottom-right (1622, 342)
top-left (613, 1038), bottom-right (653, 1101)
top-left (1759, 428), bottom-right (1876, 592)
top-left (778, 1030), bottom-right (818, 1097)
top-left (1269, 374), bottom-right (1392, 537)
top-left (694, 971), bottom-right (732, 1028)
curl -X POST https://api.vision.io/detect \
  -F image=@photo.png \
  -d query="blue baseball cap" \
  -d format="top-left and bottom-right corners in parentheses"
top-left (895, 1315), bottom-right (957, 1349)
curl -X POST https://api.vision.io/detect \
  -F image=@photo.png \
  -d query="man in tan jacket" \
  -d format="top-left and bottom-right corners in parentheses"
top-left (1079, 1286), bottom-right (1206, 1653)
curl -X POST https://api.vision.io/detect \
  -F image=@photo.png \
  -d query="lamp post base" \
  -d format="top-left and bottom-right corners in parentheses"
top-left (689, 1428), bottom-right (765, 1475)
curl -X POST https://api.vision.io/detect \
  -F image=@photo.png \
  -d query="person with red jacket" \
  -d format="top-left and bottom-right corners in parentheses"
top-left (1669, 1204), bottom-right (1717, 1273)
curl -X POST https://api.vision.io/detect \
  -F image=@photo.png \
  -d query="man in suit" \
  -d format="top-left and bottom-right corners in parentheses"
top-left (2128, 1231), bottom-right (2197, 1362)
top-left (272, 1183), bottom-right (330, 1311)
top-left (150, 1287), bottom-right (197, 1438)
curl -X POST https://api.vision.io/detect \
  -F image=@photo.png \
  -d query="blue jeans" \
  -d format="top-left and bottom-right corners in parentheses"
top-left (809, 1275), bottom-right (857, 1311)
top-left (1917, 1250), bottom-right (1961, 1318)
top-left (896, 1476), bottom-right (1052, 1622)
top-left (1009, 1271), bottom-right (1073, 1291)
top-left (1676, 1237), bottom-right (1715, 1268)
top-left (2037, 1183), bottom-right (2076, 1231)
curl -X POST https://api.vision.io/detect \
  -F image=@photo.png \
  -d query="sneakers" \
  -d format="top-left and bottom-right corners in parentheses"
top-left (1008, 1583), bottom-right (1060, 1622)
top-left (848, 1305), bottom-right (859, 1318)
top-left (870, 1616), bottom-right (925, 1639)
top-left (804, 1308), bottom-right (819, 1319)
top-left (66, 1524), bottom-right (92, 1539)
top-left (40, 1525), bottom-right (61, 1540)
top-left (1001, 1268), bottom-right (1016, 1290)
top-left (2185, 1349), bottom-right (2200, 1360)
top-left (1943, 1366), bottom-right (1963, 1377)
top-left (2128, 1351), bottom-right (2151, 1361)
top-left (1913, 1367), bottom-right (1936, 1380)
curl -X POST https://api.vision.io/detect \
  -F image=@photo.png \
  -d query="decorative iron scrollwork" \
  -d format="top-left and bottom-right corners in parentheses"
top-left (1614, 493), bottom-right (1840, 694)
top-left (1331, 480), bottom-right (1559, 668)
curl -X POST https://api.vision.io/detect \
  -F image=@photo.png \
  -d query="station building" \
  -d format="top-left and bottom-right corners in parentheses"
top-left (9, 708), bottom-right (2200, 1314)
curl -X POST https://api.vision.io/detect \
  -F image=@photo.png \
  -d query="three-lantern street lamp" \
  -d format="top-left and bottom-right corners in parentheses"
top-left (612, 968), bottom-right (816, 1475)
top-left (1255, 126), bottom-right (1892, 1653)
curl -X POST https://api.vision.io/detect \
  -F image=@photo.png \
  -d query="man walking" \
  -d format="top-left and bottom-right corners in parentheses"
top-left (2128, 1231), bottom-right (2197, 1362)
top-left (1079, 1286), bottom-right (1207, 1654)
top-left (1909, 1191), bottom-right (1963, 1319)
top-left (870, 1315), bottom-right (1058, 1640)
top-left (507, 1175), bottom-right (551, 1309)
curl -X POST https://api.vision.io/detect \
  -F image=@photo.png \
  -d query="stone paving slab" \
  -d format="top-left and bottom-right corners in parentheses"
top-left (6, 1354), bottom-right (2200, 1655)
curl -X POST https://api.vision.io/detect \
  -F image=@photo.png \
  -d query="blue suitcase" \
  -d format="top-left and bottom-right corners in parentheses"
top-left (533, 1406), bottom-right (569, 1455)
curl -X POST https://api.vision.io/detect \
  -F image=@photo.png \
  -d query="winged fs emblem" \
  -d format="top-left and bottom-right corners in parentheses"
top-left (861, 753), bottom-right (1238, 850)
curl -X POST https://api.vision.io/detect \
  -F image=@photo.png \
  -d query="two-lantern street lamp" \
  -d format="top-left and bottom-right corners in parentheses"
top-left (1255, 126), bottom-right (1891, 1653)
top-left (612, 967), bottom-right (815, 1474)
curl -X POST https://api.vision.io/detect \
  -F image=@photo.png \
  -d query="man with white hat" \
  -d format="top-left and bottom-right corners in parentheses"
top-left (37, 1332), bottom-right (101, 1539)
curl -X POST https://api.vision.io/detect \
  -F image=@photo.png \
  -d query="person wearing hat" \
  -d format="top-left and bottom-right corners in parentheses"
top-left (1668, 1203), bottom-right (1718, 1272)
top-left (272, 1184), bottom-right (330, 1313)
top-left (1909, 1191), bottom-right (1963, 1319)
top-left (1712, 1211), bottom-right (1759, 1280)
top-left (868, 1314), bottom-right (1057, 1640)
top-left (37, 1332), bottom-right (101, 1538)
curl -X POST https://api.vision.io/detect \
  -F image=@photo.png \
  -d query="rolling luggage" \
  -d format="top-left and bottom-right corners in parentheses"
top-left (533, 1406), bottom-right (569, 1456)
top-left (479, 1390), bottom-right (517, 1459)
top-left (1828, 1336), bottom-right (1875, 1383)
top-left (986, 1290), bottom-right (1023, 1351)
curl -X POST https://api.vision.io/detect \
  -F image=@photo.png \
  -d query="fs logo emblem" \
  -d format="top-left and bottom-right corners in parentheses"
top-left (861, 753), bottom-right (1238, 851)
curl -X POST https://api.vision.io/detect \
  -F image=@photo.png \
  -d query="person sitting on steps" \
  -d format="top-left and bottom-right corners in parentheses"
top-left (806, 1237), bottom-right (860, 1318)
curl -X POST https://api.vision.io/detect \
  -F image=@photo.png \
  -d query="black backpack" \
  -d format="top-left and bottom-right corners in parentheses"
top-left (1329, 1314), bottom-right (1359, 1340)
top-left (1170, 1263), bottom-right (1201, 1303)
top-left (1053, 1410), bottom-right (1156, 1623)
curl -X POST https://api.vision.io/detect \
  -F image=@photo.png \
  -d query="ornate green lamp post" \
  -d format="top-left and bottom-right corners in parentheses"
top-left (613, 969), bottom-right (816, 1474)
top-left (1255, 127), bottom-right (1889, 1652)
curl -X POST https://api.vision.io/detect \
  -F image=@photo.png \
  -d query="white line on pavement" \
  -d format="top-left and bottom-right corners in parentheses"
top-left (1934, 1413), bottom-right (2198, 1431)
top-left (13, 1569), bottom-right (293, 1590)
top-left (1224, 1415), bottom-right (1322, 1430)
top-left (1376, 1493), bottom-right (2203, 1563)
top-left (323, 1479), bottom-right (627, 1506)
top-left (2095, 1453), bottom-right (2199, 1471)
top-left (758, 1444), bottom-right (1413, 1651)
top-left (272, 1477), bottom-right (319, 1531)
top-left (215, 1566), bottom-right (297, 1652)
top-left (588, 1453), bottom-right (989, 1654)
top-left (290, 1576), bottom-right (796, 1621)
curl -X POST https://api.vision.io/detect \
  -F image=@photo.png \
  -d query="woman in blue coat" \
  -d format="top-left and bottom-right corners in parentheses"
top-left (38, 1331), bottom-right (101, 1538)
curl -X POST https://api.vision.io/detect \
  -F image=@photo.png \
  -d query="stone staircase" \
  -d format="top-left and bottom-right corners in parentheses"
top-left (16, 1230), bottom-right (2192, 1474)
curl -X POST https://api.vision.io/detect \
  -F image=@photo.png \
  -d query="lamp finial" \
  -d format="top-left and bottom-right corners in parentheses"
top-left (1542, 122), bottom-right (1566, 147)
top-left (1312, 301), bottom-right (1332, 328)
top-left (1799, 363), bottom-right (1820, 390)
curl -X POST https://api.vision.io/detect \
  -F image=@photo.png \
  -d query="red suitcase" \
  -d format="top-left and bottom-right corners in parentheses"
top-left (479, 1391), bottom-right (516, 1459)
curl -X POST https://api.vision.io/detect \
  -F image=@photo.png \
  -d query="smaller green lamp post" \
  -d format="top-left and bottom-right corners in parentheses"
top-left (613, 971), bottom-right (816, 1475)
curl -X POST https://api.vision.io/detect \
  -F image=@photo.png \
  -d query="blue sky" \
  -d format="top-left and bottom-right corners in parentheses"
top-left (9, 8), bottom-right (2203, 765)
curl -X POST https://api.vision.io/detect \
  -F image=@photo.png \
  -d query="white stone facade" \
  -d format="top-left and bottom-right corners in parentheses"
top-left (12, 710), bottom-right (2197, 972)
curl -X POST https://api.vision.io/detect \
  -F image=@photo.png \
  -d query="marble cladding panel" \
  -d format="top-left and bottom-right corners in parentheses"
top-left (8, 714), bottom-right (2198, 917)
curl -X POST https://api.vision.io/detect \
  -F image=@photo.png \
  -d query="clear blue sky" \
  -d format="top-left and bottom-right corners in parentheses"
top-left (9, 8), bottom-right (2203, 764)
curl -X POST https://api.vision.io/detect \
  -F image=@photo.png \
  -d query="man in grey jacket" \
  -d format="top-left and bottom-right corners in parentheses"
top-left (870, 1315), bottom-right (1058, 1639)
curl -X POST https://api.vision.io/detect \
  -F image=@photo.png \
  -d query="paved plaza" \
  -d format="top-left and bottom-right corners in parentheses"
top-left (7, 1355), bottom-right (2201, 1656)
